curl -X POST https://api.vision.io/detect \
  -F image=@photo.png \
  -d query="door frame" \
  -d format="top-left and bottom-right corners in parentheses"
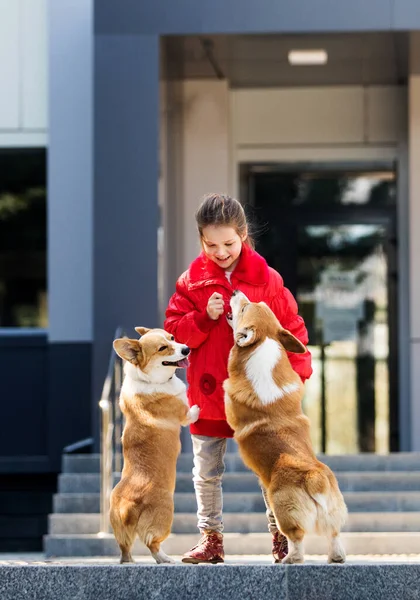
top-left (238, 156), bottom-right (408, 452)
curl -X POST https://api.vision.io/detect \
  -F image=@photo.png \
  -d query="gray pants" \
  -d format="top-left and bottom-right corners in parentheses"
top-left (192, 434), bottom-right (278, 534)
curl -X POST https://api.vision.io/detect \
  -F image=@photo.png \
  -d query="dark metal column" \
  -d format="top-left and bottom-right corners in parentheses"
top-left (93, 33), bottom-right (160, 447)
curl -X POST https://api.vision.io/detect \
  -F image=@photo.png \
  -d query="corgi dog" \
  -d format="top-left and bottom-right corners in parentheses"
top-left (110, 327), bottom-right (199, 564)
top-left (224, 291), bottom-right (347, 564)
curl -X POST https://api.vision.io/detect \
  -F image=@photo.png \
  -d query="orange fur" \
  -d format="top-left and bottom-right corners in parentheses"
top-left (110, 328), bottom-right (198, 564)
top-left (224, 293), bottom-right (347, 564)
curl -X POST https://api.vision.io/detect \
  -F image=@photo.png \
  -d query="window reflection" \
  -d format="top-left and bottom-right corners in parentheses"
top-left (298, 224), bottom-right (389, 454)
top-left (252, 171), bottom-right (396, 210)
top-left (0, 149), bottom-right (47, 328)
top-left (250, 167), bottom-right (396, 454)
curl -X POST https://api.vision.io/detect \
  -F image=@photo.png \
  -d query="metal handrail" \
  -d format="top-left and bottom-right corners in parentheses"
top-left (99, 326), bottom-right (124, 534)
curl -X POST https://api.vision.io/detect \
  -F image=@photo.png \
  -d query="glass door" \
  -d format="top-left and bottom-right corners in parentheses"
top-left (297, 223), bottom-right (390, 454)
top-left (245, 166), bottom-right (398, 453)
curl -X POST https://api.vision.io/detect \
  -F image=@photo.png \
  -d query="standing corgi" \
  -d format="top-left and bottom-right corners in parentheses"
top-left (110, 327), bottom-right (199, 564)
top-left (224, 292), bottom-right (347, 564)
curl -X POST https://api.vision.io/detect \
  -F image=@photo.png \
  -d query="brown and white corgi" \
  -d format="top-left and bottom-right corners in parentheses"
top-left (110, 327), bottom-right (199, 564)
top-left (224, 292), bottom-right (347, 564)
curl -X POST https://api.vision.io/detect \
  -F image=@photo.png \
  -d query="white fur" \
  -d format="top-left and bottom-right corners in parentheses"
top-left (328, 536), bottom-right (346, 564)
top-left (187, 405), bottom-right (200, 423)
top-left (152, 549), bottom-right (175, 564)
top-left (122, 363), bottom-right (199, 428)
top-left (123, 362), bottom-right (187, 399)
top-left (282, 539), bottom-right (305, 564)
top-left (245, 338), bottom-right (300, 405)
top-left (230, 291), bottom-right (250, 330)
top-left (312, 493), bottom-right (328, 512)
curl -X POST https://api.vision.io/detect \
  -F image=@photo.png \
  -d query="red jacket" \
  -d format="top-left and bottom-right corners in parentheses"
top-left (164, 244), bottom-right (312, 437)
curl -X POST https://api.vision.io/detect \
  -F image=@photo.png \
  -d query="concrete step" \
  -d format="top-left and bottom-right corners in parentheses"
top-left (44, 531), bottom-right (420, 557)
top-left (3, 562), bottom-right (420, 600)
top-left (49, 511), bottom-right (420, 534)
top-left (53, 491), bottom-right (420, 514)
top-left (58, 471), bottom-right (420, 494)
top-left (62, 452), bottom-right (420, 474)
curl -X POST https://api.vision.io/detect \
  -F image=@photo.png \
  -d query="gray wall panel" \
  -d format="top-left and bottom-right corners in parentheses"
top-left (48, 0), bottom-right (93, 343)
top-left (93, 34), bottom-right (159, 443)
top-left (393, 0), bottom-right (420, 29)
top-left (96, 0), bottom-right (394, 35)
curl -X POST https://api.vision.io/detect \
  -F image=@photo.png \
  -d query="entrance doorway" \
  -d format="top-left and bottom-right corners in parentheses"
top-left (243, 164), bottom-right (398, 453)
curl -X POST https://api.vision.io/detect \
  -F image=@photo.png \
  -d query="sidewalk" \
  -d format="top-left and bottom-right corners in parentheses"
top-left (2, 554), bottom-right (420, 599)
top-left (3, 553), bottom-right (420, 565)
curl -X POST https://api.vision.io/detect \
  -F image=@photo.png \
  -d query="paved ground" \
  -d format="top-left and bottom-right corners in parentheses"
top-left (3, 553), bottom-right (420, 565)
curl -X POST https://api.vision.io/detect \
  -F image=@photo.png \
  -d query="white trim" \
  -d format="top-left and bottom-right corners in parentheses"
top-left (0, 328), bottom-right (48, 336)
top-left (236, 145), bottom-right (398, 162)
top-left (0, 131), bottom-right (47, 147)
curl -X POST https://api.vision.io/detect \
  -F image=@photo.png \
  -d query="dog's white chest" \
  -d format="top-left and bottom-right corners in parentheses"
top-left (245, 338), bottom-right (298, 405)
top-left (122, 367), bottom-right (187, 400)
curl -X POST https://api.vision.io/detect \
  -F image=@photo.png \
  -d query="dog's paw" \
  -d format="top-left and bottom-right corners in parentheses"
top-left (188, 405), bottom-right (200, 423)
top-left (328, 538), bottom-right (346, 564)
top-left (281, 553), bottom-right (304, 565)
top-left (152, 550), bottom-right (176, 564)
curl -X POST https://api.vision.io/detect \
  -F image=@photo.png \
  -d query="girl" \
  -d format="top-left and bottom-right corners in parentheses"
top-left (164, 193), bottom-right (312, 564)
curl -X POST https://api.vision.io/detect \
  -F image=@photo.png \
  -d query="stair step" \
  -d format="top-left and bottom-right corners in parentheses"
top-left (3, 562), bottom-right (420, 600)
top-left (58, 471), bottom-right (420, 494)
top-left (51, 452), bottom-right (420, 558)
top-left (53, 491), bottom-right (420, 514)
top-left (62, 453), bottom-right (420, 474)
top-left (44, 531), bottom-right (420, 557)
top-left (49, 511), bottom-right (420, 534)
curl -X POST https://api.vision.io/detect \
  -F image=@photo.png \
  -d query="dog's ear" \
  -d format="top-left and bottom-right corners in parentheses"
top-left (135, 326), bottom-right (151, 338)
top-left (113, 338), bottom-right (142, 364)
top-left (278, 329), bottom-right (306, 354)
top-left (235, 327), bottom-right (256, 347)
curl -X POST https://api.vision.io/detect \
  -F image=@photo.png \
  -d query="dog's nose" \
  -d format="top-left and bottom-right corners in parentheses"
top-left (181, 346), bottom-right (190, 356)
top-left (232, 290), bottom-right (239, 297)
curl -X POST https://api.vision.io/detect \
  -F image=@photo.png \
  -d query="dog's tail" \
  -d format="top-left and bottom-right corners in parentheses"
top-left (304, 469), bottom-right (330, 507)
top-left (304, 469), bottom-right (347, 535)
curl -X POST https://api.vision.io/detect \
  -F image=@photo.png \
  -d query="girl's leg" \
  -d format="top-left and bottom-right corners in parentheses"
top-left (192, 434), bottom-right (227, 533)
top-left (182, 435), bottom-right (226, 564)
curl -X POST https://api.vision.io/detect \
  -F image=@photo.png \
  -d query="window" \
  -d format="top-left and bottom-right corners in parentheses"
top-left (0, 149), bottom-right (47, 328)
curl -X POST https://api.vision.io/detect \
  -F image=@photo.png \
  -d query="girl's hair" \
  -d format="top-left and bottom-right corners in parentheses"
top-left (195, 193), bottom-right (255, 248)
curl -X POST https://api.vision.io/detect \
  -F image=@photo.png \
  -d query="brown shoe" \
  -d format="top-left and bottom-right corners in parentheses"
top-left (182, 531), bottom-right (224, 564)
top-left (272, 531), bottom-right (288, 562)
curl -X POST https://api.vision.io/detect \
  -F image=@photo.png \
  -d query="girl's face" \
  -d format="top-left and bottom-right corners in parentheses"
top-left (201, 225), bottom-right (246, 271)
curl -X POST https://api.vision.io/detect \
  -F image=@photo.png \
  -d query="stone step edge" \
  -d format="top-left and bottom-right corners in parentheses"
top-left (52, 490), bottom-right (420, 498)
top-left (48, 512), bottom-right (420, 533)
top-left (48, 511), bottom-right (420, 519)
top-left (44, 532), bottom-right (420, 538)
top-left (43, 531), bottom-right (420, 557)
top-left (59, 471), bottom-right (420, 478)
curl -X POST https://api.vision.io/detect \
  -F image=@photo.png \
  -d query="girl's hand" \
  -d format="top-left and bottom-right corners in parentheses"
top-left (207, 292), bottom-right (224, 320)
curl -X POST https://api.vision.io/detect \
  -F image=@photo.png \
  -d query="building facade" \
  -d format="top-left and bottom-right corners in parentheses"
top-left (1, 2), bottom-right (420, 548)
